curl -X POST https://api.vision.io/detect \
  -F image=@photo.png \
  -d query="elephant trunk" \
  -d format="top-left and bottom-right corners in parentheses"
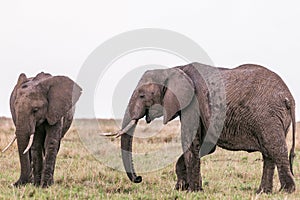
top-left (120, 108), bottom-right (142, 183)
top-left (15, 129), bottom-right (32, 185)
top-left (16, 119), bottom-right (35, 154)
top-left (13, 116), bottom-right (35, 185)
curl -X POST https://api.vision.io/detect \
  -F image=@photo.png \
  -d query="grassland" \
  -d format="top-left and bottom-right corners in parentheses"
top-left (0, 117), bottom-right (299, 199)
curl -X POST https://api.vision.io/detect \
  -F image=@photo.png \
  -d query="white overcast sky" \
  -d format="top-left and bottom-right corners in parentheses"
top-left (0, 0), bottom-right (299, 120)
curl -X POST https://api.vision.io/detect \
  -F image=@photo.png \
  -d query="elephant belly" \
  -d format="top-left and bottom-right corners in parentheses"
top-left (216, 131), bottom-right (261, 152)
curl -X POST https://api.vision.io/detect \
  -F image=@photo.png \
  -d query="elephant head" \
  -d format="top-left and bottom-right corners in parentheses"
top-left (7, 72), bottom-right (81, 185)
top-left (119, 68), bottom-right (195, 183)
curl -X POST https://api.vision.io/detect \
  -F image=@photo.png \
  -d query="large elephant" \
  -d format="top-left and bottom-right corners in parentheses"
top-left (115, 63), bottom-right (296, 193)
top-left (3, 72), bottom-right (82, 187)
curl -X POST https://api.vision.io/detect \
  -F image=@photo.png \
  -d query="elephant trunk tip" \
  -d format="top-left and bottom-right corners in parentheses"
top-left (129, 174), bottom-right (142, 183)
top-left (134, 176), bottom-right (142, 183)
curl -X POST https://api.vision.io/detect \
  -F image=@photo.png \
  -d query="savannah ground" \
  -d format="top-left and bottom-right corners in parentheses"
top-left (0, 117), bottom-right (299, 200)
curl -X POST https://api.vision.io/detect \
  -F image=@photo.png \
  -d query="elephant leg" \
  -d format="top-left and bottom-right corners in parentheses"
top-left (276, 151), bottom-right (295, 193)
top-left (179, 98), bottom-right (202, 192)
top-left (259, 129), bottom-right (295, 193)
top-left (256, 155), bottom-right (275, 194)
top-left (182, 129), bottom-right (202, 192)
top-left (190, 129), bottom-right (202, 192)
top-left (175, 154), bottom-right (188, 190)
top-left (31, 126), bottom-right (46, 186)
top-left (41, 122), bottom-right (62, 188)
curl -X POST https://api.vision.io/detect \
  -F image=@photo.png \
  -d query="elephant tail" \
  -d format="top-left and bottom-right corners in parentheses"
top-left (287, 98), bottom-right (296, 176)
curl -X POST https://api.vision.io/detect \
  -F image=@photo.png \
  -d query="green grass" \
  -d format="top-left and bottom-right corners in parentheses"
top-left (0, 117), bottom-right (299, 199)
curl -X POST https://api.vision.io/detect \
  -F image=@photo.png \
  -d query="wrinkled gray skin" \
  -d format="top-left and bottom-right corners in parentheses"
top-left (120, 63), bottom-right (296, 193)
top-left (9, 72), bottom-right (82, 187)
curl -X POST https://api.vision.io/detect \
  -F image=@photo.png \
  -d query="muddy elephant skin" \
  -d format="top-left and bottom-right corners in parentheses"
top-left (7, 72), bottom-right (82, 187)
top-left (119, 63), bottom-right (296, 193)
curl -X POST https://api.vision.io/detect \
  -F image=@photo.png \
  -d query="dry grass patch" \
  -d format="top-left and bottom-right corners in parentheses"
top-left (0, 118), bottom-right (299, 199)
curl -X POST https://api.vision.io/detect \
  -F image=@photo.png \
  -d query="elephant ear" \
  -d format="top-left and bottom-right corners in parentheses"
top-left (10, 73), bottom-right (29, 124)
top-left (162, 69), bottom-right (195, 124)
top-left (40, 76), bottom-right (82, 125)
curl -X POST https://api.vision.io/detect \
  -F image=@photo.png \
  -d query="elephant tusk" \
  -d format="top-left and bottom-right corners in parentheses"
top-left (23, 134), bottom-right (34, 154)
top-left (99, 132), bottom-right (118, 137)
top-left (98, 120), bottom-right (137, 138)
top-left (2, 135), bottom-right (17, 153)
top-left (115, 120), bottom-right (137, 138)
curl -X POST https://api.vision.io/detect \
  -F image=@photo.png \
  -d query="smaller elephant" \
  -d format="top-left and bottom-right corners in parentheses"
top-left (2, 72), bottom-right (82, 187)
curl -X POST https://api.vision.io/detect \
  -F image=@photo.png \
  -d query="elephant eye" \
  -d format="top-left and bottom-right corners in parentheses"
top-left (139, 94), bottom-right (145, 99)
top-left (32, 107), bottom-right (39, 113)
top-left (21, 84), bottom-right (28, 89)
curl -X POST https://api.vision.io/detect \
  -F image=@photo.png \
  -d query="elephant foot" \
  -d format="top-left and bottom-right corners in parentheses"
top-left (41, 178), bottom-right (54, 188)
top-left (187, 179), bottom-right (203, 192)
top-left (278, 172), bottom-right (296, 193)
top-left (256, 186), bottom-right (272, 194)
top-left (187, 185), bottom-right (203, 192)
top-left (279, 183), bottom-right (296, 193)
top-left (13, 179), bottom-right (31, 187)
top-left (34, 179), bottom-right (41, 187)
top-left (13, 174), bottom-right (33, 187)
top-left (175, 179), bottom-right (188, 191)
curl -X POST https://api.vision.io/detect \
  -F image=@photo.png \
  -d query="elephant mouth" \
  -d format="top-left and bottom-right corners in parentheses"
top-left (145, 104), bottom-right (164, 123)
top-left (145, 109), bottom-right (151, 124)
